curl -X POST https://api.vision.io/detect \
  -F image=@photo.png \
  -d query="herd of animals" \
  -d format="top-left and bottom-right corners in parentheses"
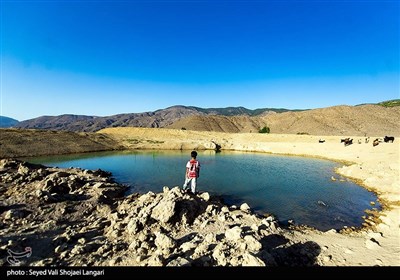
top-left (318, 136), bottom-right (395, 146)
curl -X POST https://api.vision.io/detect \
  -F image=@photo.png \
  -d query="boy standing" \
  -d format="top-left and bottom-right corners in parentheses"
top-left (183, 151), bottom-right (200, 194)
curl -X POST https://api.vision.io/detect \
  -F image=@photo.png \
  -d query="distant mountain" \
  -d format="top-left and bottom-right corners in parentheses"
top-left (185, 106), bottom-right (299, 116)
top-left (356, 99), bottom-right (400, 107)
top-left (14, 102), bottom-right (400, 136)
top-left (16, 105), bottom-right (299, 132)
top-left (168, 104), bottom-right (400, 136)
top-left (377, 99), bottom-right (400, 107)
top-left (0, 116), bottom-right (19, 128)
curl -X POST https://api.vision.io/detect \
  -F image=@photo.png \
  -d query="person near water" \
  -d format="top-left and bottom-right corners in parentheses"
top-left (183, 150), bottom-right (200, 194)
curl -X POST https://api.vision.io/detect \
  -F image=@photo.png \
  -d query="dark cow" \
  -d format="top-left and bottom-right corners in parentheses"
top-left (384, 136), bottom-right (395, 143)
top-left (341, 138), bottom-right (353, 146)
top-left (319, 139), bottom-right (325, 143)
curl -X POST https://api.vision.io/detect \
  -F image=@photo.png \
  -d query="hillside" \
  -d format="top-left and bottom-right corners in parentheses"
top-left (0, 129), bottom-right (122, 158)
top-left (168, 105), bottom-right (400, 136)
top-left (0, 116), bottom-right (19, 128)
top-left (13, 101), bottom-right (400, 136)
top-left (15, 106), bottom-right (297, 132)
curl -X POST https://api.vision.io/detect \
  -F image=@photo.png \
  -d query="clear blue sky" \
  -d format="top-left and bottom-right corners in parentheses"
top-left (1, 0), bottom-right (399, 121)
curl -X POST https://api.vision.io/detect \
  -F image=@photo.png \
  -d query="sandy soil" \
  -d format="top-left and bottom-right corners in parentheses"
top-left (99, 127), bottom-right (400, 266)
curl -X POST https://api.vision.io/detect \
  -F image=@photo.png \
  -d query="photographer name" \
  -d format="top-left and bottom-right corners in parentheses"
top-left (7, 268), bottom-right (105, 277)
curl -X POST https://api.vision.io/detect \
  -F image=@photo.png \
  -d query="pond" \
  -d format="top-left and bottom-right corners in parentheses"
top-left (26, 150), bottom-right (380, 231)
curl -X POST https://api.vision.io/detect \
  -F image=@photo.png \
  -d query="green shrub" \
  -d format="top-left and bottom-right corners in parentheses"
top-left (259, 126), bottom-right (270, 133)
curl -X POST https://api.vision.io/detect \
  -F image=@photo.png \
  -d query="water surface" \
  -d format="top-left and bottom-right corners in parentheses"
top-left (27, 150), bottom-right (380, 231)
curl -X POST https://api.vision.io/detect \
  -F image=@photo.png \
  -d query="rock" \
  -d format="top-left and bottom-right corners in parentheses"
top-left (325, 229), bottom-right (337, 235)
top-left (71, 245), bottom-right (85, 255)
top-left (77, 238), bottom-right (86, 245)
top-left (199, 192), bottom-right (210, 202)
top-left (128, 241), bottom-right (140, 251)
top-left (151, 198), bottom-right (176, 224)
top-left (242, 253), bottom-right (265, 266)
top-left (127, 219), bottom-right (141, 235)
top-left (250, 224), bottom-right (258, 231)
top-left (180, 242), bottom-right (197, 253)
top-left (366, 238), bottom-right (381, 250)
top-left (18, 165), bottom-right (30, 175)
top-left (225, 226), bottom-right (242, 241)
top-left (323, 255), bottom-right (332, 262)
top-left (240, 203), bottom-right (251, 212)
top-left (166, 257), bottom-right (191, 267)
top-left (193, 243), bottom-right (209, 258)
top-left (212, 245), bottom-right (227, 266)
top-left (109, 257), bottom-right (122, 266)
top-left (204, 233), bottom-right (216, 243)
top-left (221, 206), bottom-right (229, 213)
top-left (218, 214), bottom-right (226, 222)
top-left (155, 232), bottom-right (176, 251)
top-left (4, 209), bottom-right (28, 220)
top-left (200, 220), bottom-right (209, 229)
top-left (146, 254), bottom-right (164, 266)
top-left (206, 205), bottom-right (216, 215)
top-left (243, 235), bottom-right (262, 252)
top-left (269, 222), bottom-right (278, 232)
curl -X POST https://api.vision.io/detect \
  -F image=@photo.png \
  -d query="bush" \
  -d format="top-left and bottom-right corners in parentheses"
top-left (259, 126), bottom-right (270, 133)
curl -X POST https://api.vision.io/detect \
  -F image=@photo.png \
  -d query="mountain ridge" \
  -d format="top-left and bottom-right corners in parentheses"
top-left (12, 99), bottom-right (400, 136)
top-left (15, 105), bottom-right (301, 132)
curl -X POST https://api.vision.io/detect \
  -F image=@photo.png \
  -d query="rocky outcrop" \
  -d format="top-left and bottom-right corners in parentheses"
top-left (0, 159), bottom-right (322, 266)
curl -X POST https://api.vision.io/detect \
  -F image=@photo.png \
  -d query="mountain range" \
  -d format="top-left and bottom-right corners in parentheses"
top-left (3, 100), bottom-right (400, 136)
top-left (13, 106), bottom-right (298, 132)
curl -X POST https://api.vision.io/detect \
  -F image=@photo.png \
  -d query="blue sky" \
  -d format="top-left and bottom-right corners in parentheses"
top-left (1, 0), bottom-right (399, 121)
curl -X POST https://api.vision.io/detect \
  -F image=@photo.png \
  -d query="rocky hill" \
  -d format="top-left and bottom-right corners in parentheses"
top-left (168, 105), bottom-right (400, 136)
top-left (0, 116), bottom-right (19, 128)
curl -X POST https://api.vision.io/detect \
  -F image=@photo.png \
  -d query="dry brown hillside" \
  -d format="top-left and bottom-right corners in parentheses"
top-left (167, 115), bottom-right (266, 133)
top-left (168, 105), bottom-right (400, 136)
top-left (0, 129), bottom-right (122, 158)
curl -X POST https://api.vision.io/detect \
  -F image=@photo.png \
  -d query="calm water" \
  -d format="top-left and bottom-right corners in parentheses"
top-left (26, 150), bottom-right (380, 231)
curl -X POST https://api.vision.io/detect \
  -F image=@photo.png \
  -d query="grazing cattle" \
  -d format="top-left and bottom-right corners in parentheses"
top-left (365, 137), bottom-right (370, 143)
top-left (373, 139), bottom-right (380, 147)
top-left (358, 139), bottom-right (362, 144)
top-left (319, 139), bottom-right (325, 143)
top-left (384, 136), bottom-right (395, 143)
top-left (341, 138), bottom-right (353, 146)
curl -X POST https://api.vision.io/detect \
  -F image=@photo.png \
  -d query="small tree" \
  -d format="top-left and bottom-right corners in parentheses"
top-left (259, 126), bottom-right (270, 133)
